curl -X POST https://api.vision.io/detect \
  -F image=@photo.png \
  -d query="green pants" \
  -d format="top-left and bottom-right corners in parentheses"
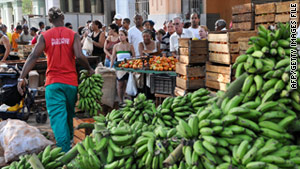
top-left (45, 83), bottom-right (77, 152)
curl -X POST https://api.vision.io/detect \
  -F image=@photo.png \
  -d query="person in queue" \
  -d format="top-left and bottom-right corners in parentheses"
top-left (170, 17), bottom-right (193, 56)
top-left (110, 30), bottom-right (135, 107)
top-left (90, 20), bottom-right (106, 62)
top-left (12, 25), bottom-right (22, 52)
top-left (114, 14), bottom-right (123, 28)
top-left (17, 7), bottom-right (94, 152)
top-left (143, 20), bottom-right (155, 40)
top-left (188, 12), bottom-right (201, 39)
top-left (215, 19), bottom-right (227, 31)
top-left (156, 29), bottom-right (166, 50)
top-left (19, 24), bottom-right (33, 43)
top-left (128, 14), bottom-right (144, 57)
top-left (45, 26), bottom-right (51, 31)
top-left (138, 29), bottom-right (160, 56)
top-left (104, 24), bottom-right (120, 67)
top-left (121, 18), bottom-right (130, 31)
top-left (30, 27), bottom-right (39, 45)
top-left (65, 22), bottom-right (73, 29)
top-left (1, 24), bottom-right (12, 44)
top-left (199, 25), bottom-right (209, 40)
top-left (161, 20), bottom-right (175, 55)
top-left (0, 30), bottom-right (11, 61)
top-left (38, 21), bottom-right (45, 33)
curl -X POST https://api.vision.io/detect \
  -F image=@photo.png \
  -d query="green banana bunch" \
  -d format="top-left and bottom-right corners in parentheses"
top-left (78, 71), bottom-right (104, 117)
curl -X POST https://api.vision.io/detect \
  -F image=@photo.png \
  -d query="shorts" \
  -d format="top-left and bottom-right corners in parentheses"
top-left (117, 73), bottom-right (129, 81)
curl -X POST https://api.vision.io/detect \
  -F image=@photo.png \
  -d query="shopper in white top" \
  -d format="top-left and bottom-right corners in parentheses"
top-left (170, 17), bottom-right (193, 56)
top-left (188, 12), bottom-right (201, 39)
top-left (128, 15), bottom-right (144, 57)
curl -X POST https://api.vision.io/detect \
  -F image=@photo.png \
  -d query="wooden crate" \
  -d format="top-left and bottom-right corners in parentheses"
top-left (255, 3), bottom-right (276, 29)
top-left (205, 62), bottom-right (232, 91)
top-left (176, 76), bottom-right (205, 90)
top-left (232, 3), bottom-right (255, 31)
top-left (179, 38), bottom-right (208, 64)
top-left (73, 118), bottom-right (95, 144)
top-left (176, 62), bottom-right (205, 77)
top-left (174, 86), bottom-right (198, 96)
top-left (275, 1), bottom-right (300, 23)
top-left (238, 37), bottom-right (252, 55)
top-left (208, 31), bottom-right (257, 64)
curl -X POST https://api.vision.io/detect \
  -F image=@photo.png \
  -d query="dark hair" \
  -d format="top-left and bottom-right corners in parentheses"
top-left (148, 20), bottom-right (155, 26)
top-left (119, 29), bottom-right (128, 36)
top-left (78, 26), bottom-right (84, 35)
top-left (39, 22), bottom-right (44, 27)
top-left (16, 25), bottom-right (22, 30)
top-left (30, 27), bottom-right (38, 32)
top-left (87, 20), bottom-right (91, 24)
top-left (65, 22), bottom-right (72, 27)
top-left (1, 24), bottom-right (7, 29)
top-left (156, 29), bottom-right (166, 36)
top-left (123, 18), bottom-right (130, 24)
top-left (45, 26), bottom-right (51, 30)
top-left (184, 22), bottom-right (191, 28)
top-left (109, 24), bottom-right (119, 33)
top-left (216, 19), bottom-right (227, 28)
top-left (93, 20), bottom-right (102, 29)
top-left (191, 12), bottom-right (200, 19)
top-left (142, 20), bottom-right (150, 26)
top-left (142, 29), bottom-right (152, 35)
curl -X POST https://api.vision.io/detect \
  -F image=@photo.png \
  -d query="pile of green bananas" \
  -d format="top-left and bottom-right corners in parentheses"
top-left (153, 88), bottom-right (212, 127)
top-left (105, 93), bottom-right (156, 125)
top-left (77, 70), bottom-right (104, 117)
top-left (3, 145), bottom-right (66, 169)
top-left (133, 126), bottom-right (180, 169)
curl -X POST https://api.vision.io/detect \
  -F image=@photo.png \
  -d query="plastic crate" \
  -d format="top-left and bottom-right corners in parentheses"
top-left (150, 74), bottom-right (176, 95)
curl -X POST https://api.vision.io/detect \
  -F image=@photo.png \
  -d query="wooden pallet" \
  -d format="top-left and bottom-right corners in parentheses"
top-left (73, 118), bottom-right (95, 144)
top-left (208, 31), bottom-right (257, 64)
top-left (178, 38), bottom-right (208, 64)
top-left (205, 62), bottom-right (232, 91)
top-left (232, 3), bottom-right (255, 31)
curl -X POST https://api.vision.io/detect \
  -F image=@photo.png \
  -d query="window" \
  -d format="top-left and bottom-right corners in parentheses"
top-left (135, 0), bottom-right (149, 20)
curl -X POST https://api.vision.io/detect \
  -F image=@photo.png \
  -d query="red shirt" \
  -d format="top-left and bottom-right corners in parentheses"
top-left (42, 27), bottom-right (78, 86)
top-left (31, 36), bottom-right (37, 45)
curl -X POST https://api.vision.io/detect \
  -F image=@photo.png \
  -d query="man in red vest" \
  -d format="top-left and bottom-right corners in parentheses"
top-left (17, 7), bottom-right (94, 152)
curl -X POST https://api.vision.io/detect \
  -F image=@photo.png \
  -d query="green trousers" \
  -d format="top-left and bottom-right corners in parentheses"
top-left (45, 83), bottom-right (77, 152)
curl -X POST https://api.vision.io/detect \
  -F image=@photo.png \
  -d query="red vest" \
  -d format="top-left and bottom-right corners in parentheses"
top-left (42, 27), bottom-right (78, 86)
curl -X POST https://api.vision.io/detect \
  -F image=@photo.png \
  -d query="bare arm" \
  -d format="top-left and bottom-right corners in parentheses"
top-left (156, 41), bottom-right (161, 55)
top-left (138, 42), bottom-right (144, 57)
top-left (130, 44), bottom-right (136, 58)
top-left (93, 32), bottom-right (105, 48)
top-left (110, 45), bottom-right (117, 68)
top-left (1, 37), bottom-right (11, 61)
top-left (19, 35), bottom-right (45, 80)
top-left (103, 36), bottom-right (111, 57)
top-left (73, 33), bottom-right (94, 74)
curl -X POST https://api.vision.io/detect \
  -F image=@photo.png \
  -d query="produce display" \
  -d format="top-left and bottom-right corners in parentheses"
top-left (77, 70), bottom-right (104, 117)
top-left (117, 56), bottom-right (177, 71)
top-left (4, 23), bottom-right (300, 169)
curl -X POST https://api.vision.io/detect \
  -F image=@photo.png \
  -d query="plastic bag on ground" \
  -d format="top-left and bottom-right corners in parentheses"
top-left (126, 72), bottom-right (138, 96)
top-left (0, 119), bottom-right (53, 163)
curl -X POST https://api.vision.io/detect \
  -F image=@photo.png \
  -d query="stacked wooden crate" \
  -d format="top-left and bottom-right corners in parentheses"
top-left (18, 45), bottom-right (34, 59)
top-left (238, 37), bottom-right (253, 55)
top-left (174, 38), bottom-right (207, 96)
top-left (232, 3), bottom-right (255, 31)
top-left (206, 31), bottom-right (257, 91)
top-left (255, 1), bottom-right (300, 29)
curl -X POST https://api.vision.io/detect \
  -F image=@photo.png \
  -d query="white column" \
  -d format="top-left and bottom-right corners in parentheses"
top-left (79, 0), bottom-right (85, 13)
top-left (13, 1), bottom-right (23, 26)
top-left (68, 0), bottom-right (73, 12)
top-left (0, 5), bottom-right (4, 25)
top-left (116, 0), bottom-right (135, 25)
top-left (91, 0), bottom-right (96, 13)
top-left (3, 2), bottom-right (13, 29)
top-left (45, 0), bottom-right (61, 15)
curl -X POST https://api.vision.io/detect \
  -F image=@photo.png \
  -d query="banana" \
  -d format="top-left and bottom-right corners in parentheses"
top-left (246, 161), bottom-right (266, 169)
top-left (261, 88), bottom-right (277, 103)
top-left (260, 155), bottom-right (285, 164)
top-left (200, 127), bottom-right (214, 136)
top-left (179, 120), bottom-right (193, 138)
top-left (228, 107), bottom-right (249, 115)
top-left (242, 75), bottom-right (254, 93)
top-left (261, 128), bottom-right (283, 139)
top-left (254, 75), bottom-right (263, 91)
top-left (184, 146), bottom-right (193, 166)
top-left (236, 117), bottom-right (260, 132)
top-left (278, 116), bottom-right (296, 129)
top-left (259, 121), bottom-right (285, 133)
top-left (194, 140), bottom-right (205, 156)
top-left (108, 139), bottom-right (122, 153)
top-left (104, 161), bottom-right (119, 169)
top-left (202, 136), bottom-right (218, 145)
top-left (136, 144), bottom-right (148, 157)
top-left (240, 101), bottom-right (260, 109)
top-left (242, 146), bottom-right (258, 165)
top-left (256, 101), bottom-right (277, 112)
top-left (236, 140), bottom-right (249, 162)
top-left (224, 94), bottom-right (244, 114)
top-left (147, 138), bottom-right (155, 155)
top-left (228, 125), bottom-right (245, 134)
top-left (188, 116), bottom-right (199, 137)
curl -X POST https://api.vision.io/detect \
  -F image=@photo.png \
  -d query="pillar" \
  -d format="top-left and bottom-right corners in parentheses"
top-left (45, 0), bottom-right (61, 15)
top-left (0, 4), bottom-right (4, 25)
top-left (3, 2), bottom-right (13, 29)
top-left (104, 0), bottom-right (111, 26)
top-left (91, 0), bottom-right (96, 13)
top-left (79, 0), bottom-right (85, 13)
top-left (68, 0), bottom-right (73, 12)
top-left (96, 0), bottom-right (103, 13)
top-left (13, 1), bottom-right (23, 26)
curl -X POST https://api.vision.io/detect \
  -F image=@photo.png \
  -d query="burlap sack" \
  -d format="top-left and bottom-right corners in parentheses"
top-left (0, 119), bottom-right (53, 163)
top-left (95, 63), bottom-right (116, 108)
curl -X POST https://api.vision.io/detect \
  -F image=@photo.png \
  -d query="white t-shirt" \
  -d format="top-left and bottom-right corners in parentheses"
top-left (188, 27), bottom-right (200, 39)
top-left (170, 29), bottom-right (193, 52)
top-left (128, 26), bottom-right (143, 57)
